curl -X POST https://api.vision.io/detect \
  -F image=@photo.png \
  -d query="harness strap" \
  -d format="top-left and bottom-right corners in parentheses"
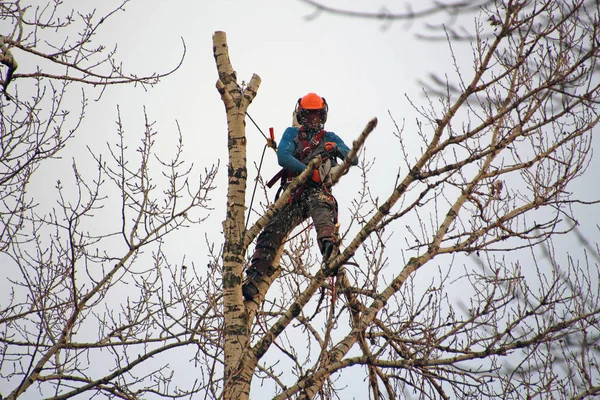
top-left (298, 127), bottom-right (327, 160)
top-left (268, 127), bottom-right (330, 203)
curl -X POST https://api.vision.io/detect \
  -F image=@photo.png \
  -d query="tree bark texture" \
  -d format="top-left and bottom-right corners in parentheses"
top-left (213, 31), bottom-right (261, 400)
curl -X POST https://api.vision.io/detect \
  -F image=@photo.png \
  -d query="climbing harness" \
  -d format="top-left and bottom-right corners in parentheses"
top-left (245, 110), bottom-right (345, 308)
top-left (267, 127), bottom-right (339, 204)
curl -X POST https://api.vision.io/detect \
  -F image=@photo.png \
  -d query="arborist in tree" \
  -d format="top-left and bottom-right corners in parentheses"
top-left (242, 92), bottom-right (359, 301)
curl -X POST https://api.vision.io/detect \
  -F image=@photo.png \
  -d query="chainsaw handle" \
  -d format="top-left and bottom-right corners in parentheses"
top-left (268, 127), bottom-right (277, 150)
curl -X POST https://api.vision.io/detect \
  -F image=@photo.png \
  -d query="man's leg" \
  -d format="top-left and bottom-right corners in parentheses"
top-left (306, 188), bottom-right (338, 262)
top-left (243, 202), bottom-right (307, 300)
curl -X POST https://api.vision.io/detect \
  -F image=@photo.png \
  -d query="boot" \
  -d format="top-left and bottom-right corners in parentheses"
top-left (242, 254), bottom-right (275, 301)
top-left (321, 239), bottom-right (335, 262)
top-left (242, 270), bottom-right (260, 301)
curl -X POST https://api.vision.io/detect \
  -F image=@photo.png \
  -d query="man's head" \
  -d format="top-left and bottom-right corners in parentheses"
top-left (296, 93), bottom-right (328, 131)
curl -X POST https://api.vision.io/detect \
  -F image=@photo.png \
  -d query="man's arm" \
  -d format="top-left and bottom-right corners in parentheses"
top-left (277, 127), bottom-right (307, 174)
top-left (324, 131), bottom-right (359, 165)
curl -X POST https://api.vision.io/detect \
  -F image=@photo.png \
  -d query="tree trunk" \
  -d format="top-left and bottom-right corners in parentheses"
top-left (213, 31), bottom-right (261, 400)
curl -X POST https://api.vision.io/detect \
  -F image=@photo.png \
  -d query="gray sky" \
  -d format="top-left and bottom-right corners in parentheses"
top-left (34, 0), bottom-right (459, 274)
top-left (55, 0), bottom-right (597, 271)
top-left (45, 0), bottom-right (462, 251)
top-left (11, 0), bottom-right (600, 398)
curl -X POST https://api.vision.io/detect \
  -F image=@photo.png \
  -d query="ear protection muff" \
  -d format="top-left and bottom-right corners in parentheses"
top-left (320, 97), bottom-right (329, 123)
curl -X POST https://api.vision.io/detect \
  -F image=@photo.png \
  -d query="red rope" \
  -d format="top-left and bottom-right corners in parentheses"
top-left (331, 276), bottom-right (336, 304)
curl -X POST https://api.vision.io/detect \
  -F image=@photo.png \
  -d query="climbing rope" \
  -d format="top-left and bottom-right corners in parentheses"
top-left (244, 112), bottom-right (277, 232)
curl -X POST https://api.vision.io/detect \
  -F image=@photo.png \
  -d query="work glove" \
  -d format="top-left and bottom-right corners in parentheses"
top-left (311, 169), bottom-right (321, 183)
top-left (325, 142), bottom-right (337, 153)
top-left (323, 165), bottom-right (342, 187)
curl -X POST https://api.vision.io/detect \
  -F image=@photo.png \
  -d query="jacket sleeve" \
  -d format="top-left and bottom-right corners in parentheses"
top-left (325, 131), bottom-right (359, 166)
top-left (277, 127), bottom-right (307, 174)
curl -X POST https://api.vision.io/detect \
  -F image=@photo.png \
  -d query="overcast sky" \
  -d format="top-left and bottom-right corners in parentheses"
top-left (13, 0), bottom-right (600, 398)
top-left (47, 0), bottom-right (596, 268)
top-left (32, 0), bottom-right (466, 273)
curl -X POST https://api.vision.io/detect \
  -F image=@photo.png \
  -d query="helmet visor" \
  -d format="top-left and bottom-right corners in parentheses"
top-left (300, 109), bottom-right (325, 128)
top-left (301, 109), bottom-right (325, 120)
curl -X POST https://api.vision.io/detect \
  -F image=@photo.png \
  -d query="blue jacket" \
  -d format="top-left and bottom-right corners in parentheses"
top-left (277, 127), bottom-right (358, 174)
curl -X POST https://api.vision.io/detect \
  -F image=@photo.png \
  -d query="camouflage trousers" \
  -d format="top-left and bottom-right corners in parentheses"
top-left (248, 186), bottom-right (337, 276)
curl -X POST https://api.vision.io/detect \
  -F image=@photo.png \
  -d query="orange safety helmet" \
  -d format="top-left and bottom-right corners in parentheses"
top-left (296, 92), bottom-right (328, 126)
